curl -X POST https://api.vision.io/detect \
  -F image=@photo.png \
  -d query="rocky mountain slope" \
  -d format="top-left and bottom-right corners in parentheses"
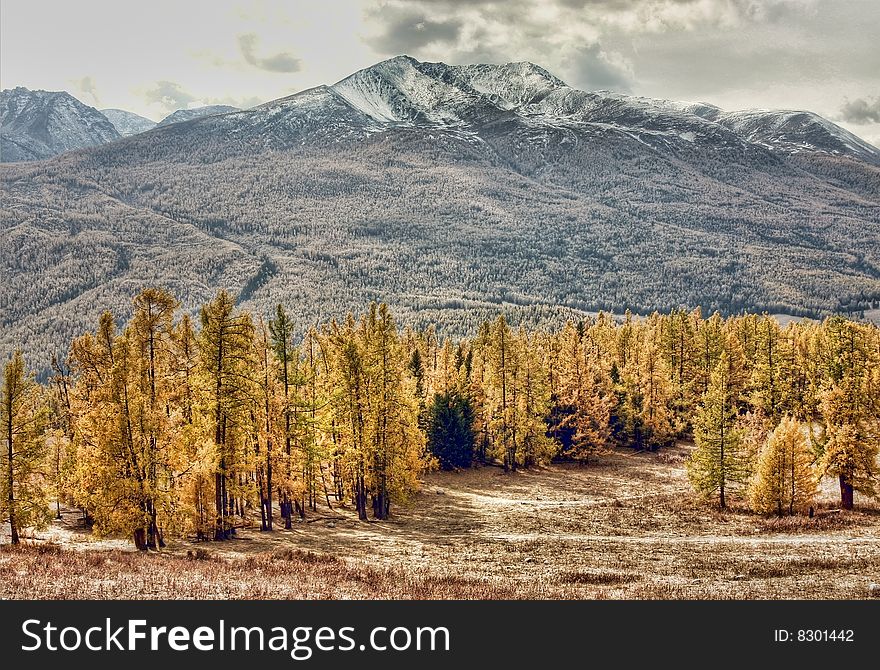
top-left (156, 105), bottom-right (240, 127)
top-left (101, 108), bottom-right (156, 136)
top-left (0, 87), bottom-right (120, 161)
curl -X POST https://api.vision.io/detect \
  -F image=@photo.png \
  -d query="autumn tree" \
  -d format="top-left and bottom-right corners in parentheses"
top-left (251, 317), bottom-right (282, 530)
top-left (815, 318), bottom-right (878, 509)
top-left (171, 313), bottom-right (214, 539)
top-left (328, 315), bottom-right (370, 519)
top-left (551, 322), bottom-right (611, 462)
top-left (820, 386), bottom-right (878, 510)
top-left (269, 304), bottom-right (296, 527)
top-left (295, 329), bottom-right (328, 515)
top-left (1, 351), bottom-right (50, 544)
top-left (515, 331), bottom-right (556, 466)
top-left (66, 290), bottom-right (187, 550)
top-left (693, 311), bottom-right (726, 400)
top-left (615, 323), bottom-right (675, 450)
top-left (749, 417), bottom-right (818, 516)
top-left (748, 316), bottom-right (798, 421)
top-left (361, 303), bottom-right (425, 519)
top-left (328, 305), bottom-right (425, 520)
top-left (486, 315), bottom-right (519, 470)
top-left (48, 354), bottom-right (75, 520)
top-left (467, 323), bottom-right (492, 462)
top-left (660, 308), bottom-right (696, 431)
top-left (129, 288), bottom-right (179, 548)
top-left (199, 290), bottom-right (255, 539)
top-left (70, 313), bottom-right (154, 549)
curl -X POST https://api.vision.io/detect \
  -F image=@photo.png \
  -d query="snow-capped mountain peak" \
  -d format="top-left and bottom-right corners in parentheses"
top-left (445, 61), bottom-right (566, 109)
top-left (1, 87), bottom-right (120, 161)
top-left (331, 55), bottom-right (498, 125)
top-left (2, 57), bottom-right (877, 165)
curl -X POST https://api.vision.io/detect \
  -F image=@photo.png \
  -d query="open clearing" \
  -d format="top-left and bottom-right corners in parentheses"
top-left (2, 444), bottom-right (878, 599)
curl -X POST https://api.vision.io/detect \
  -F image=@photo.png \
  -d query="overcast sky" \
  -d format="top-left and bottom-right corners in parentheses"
top-left (1, 0), bottom-right (877, 146)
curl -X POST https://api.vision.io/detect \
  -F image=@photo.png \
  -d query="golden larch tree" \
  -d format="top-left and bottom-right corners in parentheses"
top-left (749, 417), bottom-right (818, 516)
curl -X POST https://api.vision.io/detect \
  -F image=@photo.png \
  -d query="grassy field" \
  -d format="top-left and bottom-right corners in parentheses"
top-left (2, 444), bottom-right (878, 599)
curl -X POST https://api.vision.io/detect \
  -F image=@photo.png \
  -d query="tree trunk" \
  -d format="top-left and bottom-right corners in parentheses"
top-left (320, 464), bottom-right (333, 509)
top-left (214, 471), bottom-right (225, 540)
top-left (840, 475), bottom-right (854, 510)
top-left (6, 405), bottom-right (18, 545)
top-left (265, 442), bottom-right (273, 530)
top-left (355, 473), bottom-right (367, 521)
top-left (146, 503), bottom-right (163, 549)
top-left (372, 492), bottom-right (390, 520)
top-left (283, 499), bottom-right (292, 529)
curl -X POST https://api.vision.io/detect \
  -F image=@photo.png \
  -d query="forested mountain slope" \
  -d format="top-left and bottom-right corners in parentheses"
top-left (2, 56), bottom-right (879, 369)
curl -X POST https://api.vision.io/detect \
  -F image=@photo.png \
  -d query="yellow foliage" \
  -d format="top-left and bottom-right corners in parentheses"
top-left (749, 417), bottom-right (818, 516)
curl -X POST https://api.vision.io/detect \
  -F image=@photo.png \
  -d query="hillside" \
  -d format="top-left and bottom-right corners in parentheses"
top-left (1, 56), bottom-right (879, 367)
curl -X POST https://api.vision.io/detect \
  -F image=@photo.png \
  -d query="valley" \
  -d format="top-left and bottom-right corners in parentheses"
top-left (3, 445), bottom-right (877, 600)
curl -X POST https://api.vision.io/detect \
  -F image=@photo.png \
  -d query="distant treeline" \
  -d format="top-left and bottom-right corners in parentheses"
top-left (1, 290), bottom-right (878, 549)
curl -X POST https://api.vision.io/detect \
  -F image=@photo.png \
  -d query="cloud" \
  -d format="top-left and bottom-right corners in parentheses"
top-left (364, 5), bottom-right (463, 54)
top-left (839, 97), bottom-right (880, 125)
top-left (71, 75), bottom-right (100, 106)
top-left (567, 44), bottom-right (633, 92)
top-left (556, 0), bottom-right (814, 29)
top-left (237, 33), bottom-right (301, 73)
top-left (143, 80), bottom-right (198, 112)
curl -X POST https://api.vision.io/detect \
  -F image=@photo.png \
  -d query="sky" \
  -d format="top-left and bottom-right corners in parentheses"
top-left (1, 0), bottom-right (878, 146)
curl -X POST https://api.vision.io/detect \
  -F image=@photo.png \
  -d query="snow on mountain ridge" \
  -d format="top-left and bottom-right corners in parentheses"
top-left (2, 57), bottom-right (877, 164)
top-left (156, 105), bottom-right (241, 127)
top-left (318, 57), bottom-right (878, 162)
top-left (1, 87), bottom-right (120, 161)
top-left (715, 109), bottom-right (878, 160)
top-left (101, 108), bottom-right (157, 136)
top-left (428, 61), bottom-right (565, 110)
top-left (331, 55), bottom-right (497, 125)
top-left (329, 56), bottom-right (570, 128)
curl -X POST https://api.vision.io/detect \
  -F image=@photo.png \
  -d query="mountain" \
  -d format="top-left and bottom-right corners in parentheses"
top-left (156, 105), bottom-right (240, 127)
top-left (1, 56), bottom-right (879, 370)
top-left (0, 87), bottom-right (120, 161)
top-left (671, 102), bottom-right (879, 163)
top-left (101, 108), bottom-right (157, 136)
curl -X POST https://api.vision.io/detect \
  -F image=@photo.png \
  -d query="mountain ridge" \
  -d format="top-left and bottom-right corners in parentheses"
top-left (0, 87), bottom-right (120, 161)
top-left (101, 108), bottom-right (157, 136)
top-left (155, 105), bottom-right (241, 127)
top-left (2, 56), bottom-right (877, 163)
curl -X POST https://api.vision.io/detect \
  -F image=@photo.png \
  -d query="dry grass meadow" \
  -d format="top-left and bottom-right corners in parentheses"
top-left (2, 444), bottom-right (878, 599)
